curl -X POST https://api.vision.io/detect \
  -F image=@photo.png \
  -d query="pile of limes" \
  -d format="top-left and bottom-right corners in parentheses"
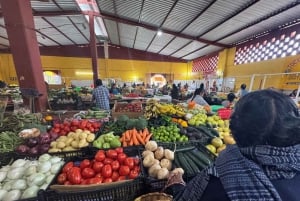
top-left (150, 124), bottom-right (188, 142)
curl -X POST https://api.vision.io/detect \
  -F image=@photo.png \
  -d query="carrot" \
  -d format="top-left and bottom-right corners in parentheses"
top-left (128, 138), bottom-right (134, 146)
top-left (136, 132), bottom-right (145, 145)
top-left (125, 130), bottom-right (131, 141)
top-left (131, 129), bottom-right (139, 146)
top-left (144, 133), bottom-right (152, 142)
top-left (123, 141), bottom-right (128, 147)
top-left (120, 134), bottom-right (125, 142)
top-left (143, 128), bottom-right (149, 136)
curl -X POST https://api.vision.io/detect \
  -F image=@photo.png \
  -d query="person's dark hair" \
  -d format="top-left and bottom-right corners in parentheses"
top-left (95, 79), bottom-right (102, 87)
top-left (241, 84), bottom-right (246, 90)
top-left (230, 89), bottom-right (300, 147)
top-left (191, 87), bottom-right (204, 101)
top-left (227, 93), bottom-right (236, 102)
top-left (199, 83), bottom-right (204, 90)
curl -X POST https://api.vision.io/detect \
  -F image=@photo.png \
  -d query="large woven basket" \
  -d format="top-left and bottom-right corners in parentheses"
top-left (134, 192), bottom-right (173, 201)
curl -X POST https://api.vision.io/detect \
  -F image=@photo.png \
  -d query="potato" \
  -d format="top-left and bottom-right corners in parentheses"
top-left (79, 132), bottom-right (88, 140)
top-left (63, 146), bottom-right (76, 152)
top-left (67, 132), bottom-right (75, 138)
top-left (86, 133), bottom-right (95, 142)
top-left (78, 139), bottom-right (87, 148)
top-left (65, 138), bottom-right (74, 146)
top-left (73, 133), bottom-right (80, 140)
top-left (71, 141), bottom-right (79, 148)
top-left (57, 141), bottom-right (66, 149)
top-left (57, 136), bottom-right (67, 142)
top-left (50, 141), bottom-right (57, 148)
top-left (75, 129), bottom-right (83, 133)
top-left (48, 148), bottom-right (61, 153)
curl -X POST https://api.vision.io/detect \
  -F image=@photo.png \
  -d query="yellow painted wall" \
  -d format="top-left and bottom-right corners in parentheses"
top-left (0, 54), bottom-right (193, 86)
top-left (221, 48), bottom-right (300, 91)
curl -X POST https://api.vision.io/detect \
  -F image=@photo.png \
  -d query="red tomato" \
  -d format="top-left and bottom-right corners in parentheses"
top-left (67, 167), bottom-right (82, 184)
top-left (54, 123), bottom-right (61, 129)
top-left (64, 181), bottom-right (72, 185)
top-left (117, 153), bottom-right (127, 163)
top-left (133, 158), bottom-right (140, 166)
top-left (63, 122), bottom-right (71, 127)
top-left (111, 160), bottom-right (120, 171)
top-left (103, 158), bottom-right (113, 165)
top-left (106, 150), bottom-right (118, 159)
top-left (62, 162), bottom-right (74, 173)
top-left (80, 179), bottom-right (89, 185)
top-left (64, 127), bottom-right (70, 133)
top-left (70, 126), bottom-right (77, 132)
top-left (103, 178), bottom-right (113, 183)
top-left (89, 177), bottom-right (103, 184)
top-left (101, 164), bottom-right (112, 178)
top-left (92, 161), bottom-right (104, 173)
top-left (117, 176), bottom-right (126, 181)
top-left (115, 147), bottom-right (123, 154)
top-left (82, 168), bottom-right (96, 179)
top-left (89, 127), bottom-right (95, 133)
top-left (124, 158), bottom-right (135, 169)
top-left (60, 130), bottom-right (67, 136)
top-left (95, 151), bottom-right (106, 162)
top-left (111, 171), bottom-right (119, 181)
top-left (60, 124), bottom-right (65, 129)
top-left (57, 173), bottom-right (67, 184)
top-left (128, 170), bottom-right (139, 179)
top-left (86, 122), bottom-right (92, 128)
top-left (133, 165), bottom-right (140, 172)
top-left (80, 159), bottom-right (91, 170)
top-left (81, 120), bottom-right (88, 128)
top-left (71, 120), bottom-right (80, 126)
top-left (54, 128), bottom-right (60, 134)
top-left (119, 165), bottom-right (130, 176)
top-left (95, 173), bottom-right (103, 179)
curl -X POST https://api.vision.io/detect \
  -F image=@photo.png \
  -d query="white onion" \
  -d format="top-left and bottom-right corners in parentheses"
top-left (38, 154), bottom-right (51, 163)
top-left (7, 167), bottom-right (25, 180)
top-left (50, 156), bottom-right (62, 164)
top-left (27, 173), bottom-right (46, 186)
top-left (0, 189), bottom-right (7, 200)
top-left (21, 186), bottom-right (39, 199)
top-left (0, 171), bottom-right (7, 182)
top-left (3, 189), bottom-right (21, 201)
top-left (38, 161), bottom-right (51, 174)
top-left (11, 179), bottom-right (27, 190)
top-left (11, 159), bottom-right (27, 168)
top-left (50, 163), bottom-right (62, 174)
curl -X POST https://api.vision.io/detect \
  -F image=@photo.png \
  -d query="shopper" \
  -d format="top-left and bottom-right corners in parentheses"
top-left (169, 89), bottom-right (300, 201)
top-left (289, 89), bottom-right (298, 97)
top-left (110, 83), bottom-right (120, 95)
top-left (92, 79), bottom-right (110, 110)
top-left (171, 84), bottom-right (179, 100)
top-left (236, 83), bottom-right (248, 98)
top-left (221, 92), bottom-right (236, 108)
top-left (187, 87), bottom-right (209, 106)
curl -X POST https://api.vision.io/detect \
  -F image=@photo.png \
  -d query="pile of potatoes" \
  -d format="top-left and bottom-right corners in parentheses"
top-left (142, 141), bottom-right (183, 180)
top-left (48, 129), bottom-right (95, 153)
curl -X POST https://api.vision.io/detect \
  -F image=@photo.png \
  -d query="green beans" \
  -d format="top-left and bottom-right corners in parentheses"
top-left (0, 131), bottom-right (23, 153)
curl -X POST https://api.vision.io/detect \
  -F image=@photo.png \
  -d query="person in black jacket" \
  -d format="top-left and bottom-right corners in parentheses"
top-left (171, 84), bottom-right (179, 100)
top-left (169, 89), bottom-right (300, 201)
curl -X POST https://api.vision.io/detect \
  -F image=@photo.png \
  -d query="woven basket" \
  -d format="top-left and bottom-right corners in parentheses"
top-left (134, 192), bottom-right (173, 201)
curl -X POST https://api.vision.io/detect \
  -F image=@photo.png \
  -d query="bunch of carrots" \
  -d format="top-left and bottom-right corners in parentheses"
top-left (120, 128), bottom-right (152, 147)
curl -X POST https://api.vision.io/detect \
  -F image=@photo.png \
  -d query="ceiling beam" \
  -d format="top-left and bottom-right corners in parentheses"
top-left (42, 17), bottom-right (77, 45)
top-left (157, 36), bottom-right (175, 54)
top-left (133, 0), bottom-right (145, 48)
top-left (51, 0), bottom-right (64, 11)
top-left (197, 0), bottom-right (260, 38)
top-left (111, 0), bottom-right (121, 45)
top-left (99, 13), bottom-right (229, 48)
top-left (35, 28), bottom-right (62, 46)
top-left (169, 40), bottom-right (193, 56)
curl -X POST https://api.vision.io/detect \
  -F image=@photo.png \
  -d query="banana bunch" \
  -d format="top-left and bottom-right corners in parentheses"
top-left (144, 99), bottom-right (160, 119)
top-left (173, 104), bottom-right (186, 117)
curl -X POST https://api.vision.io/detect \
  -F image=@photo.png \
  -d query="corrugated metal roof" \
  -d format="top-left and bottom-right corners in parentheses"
top-left (147, 33), bottom-right (174, 53)
top-left (0, 0), bottom-right (298, 60)
top-left (160, 37), bottom-right (191, 55)
top-left (134, 27), bottom-right (156, 51)
top-left (104, 19), bottom-right (120, 45)
top-left (201, 0), bottom-right (299, 41)
top-left (182, 46), bottom-right (222, 60)
top-left (140, 0), bottom-right (174, 26)
top-left (172, 41), bottom-right (206, 58)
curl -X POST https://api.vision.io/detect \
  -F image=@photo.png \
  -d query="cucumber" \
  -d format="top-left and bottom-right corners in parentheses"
top-left (195, 126), bottom-right (216, 138)
top-left (177, 152), bottom-right (194, 176)
top-left (190, 149), bottom-right (213, 166)
top-left (182, 153), bottom-right (201, 174)
top-left (175, 146), bottom-right (195, 152)
top-left (185, 151), bottom-right (208, 170)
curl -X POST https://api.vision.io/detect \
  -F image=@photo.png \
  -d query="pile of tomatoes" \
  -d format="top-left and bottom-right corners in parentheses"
top-left (56, 148), bottom-right (141, 185)
top-left (50, 119), bottom-right (102, 136)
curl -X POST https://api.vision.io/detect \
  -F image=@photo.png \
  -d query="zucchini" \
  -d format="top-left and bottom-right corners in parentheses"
top-left (175, 146), bottom-right (195, 152)
top-left (190, 149), bottom-right (213, 166)
top-left (195, 126), bottom-right (216, 138)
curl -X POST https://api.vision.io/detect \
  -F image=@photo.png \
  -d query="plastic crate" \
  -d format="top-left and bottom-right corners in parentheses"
top-left (217, 108), bottom-right (232, 120)
top-left (0, 152), bottom-right (14, 167)
top-left (38, 178), bottom-right (145, 201)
